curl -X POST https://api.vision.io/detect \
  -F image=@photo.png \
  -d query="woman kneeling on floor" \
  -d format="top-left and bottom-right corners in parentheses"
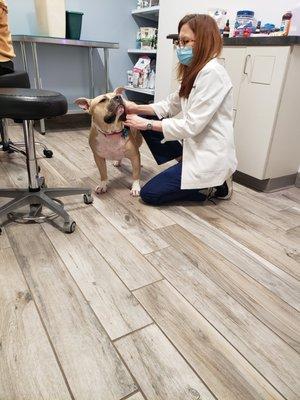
top-left (124, 14), bottom-right (237, 205)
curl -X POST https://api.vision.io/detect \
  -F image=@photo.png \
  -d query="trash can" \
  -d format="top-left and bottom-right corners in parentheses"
top-left (66, 11), bottom-right (84, 40)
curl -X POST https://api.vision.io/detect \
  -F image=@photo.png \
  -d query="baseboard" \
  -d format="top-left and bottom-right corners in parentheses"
top-left (233, 171), bottom-right (297, 192)
top-left (295, 172), bottom-right (300, 188)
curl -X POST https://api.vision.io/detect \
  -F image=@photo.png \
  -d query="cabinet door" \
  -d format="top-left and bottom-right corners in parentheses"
top-left (234, 46), bottom-right (290, 179)
top-left (219, 47), bottom-right (246, 109)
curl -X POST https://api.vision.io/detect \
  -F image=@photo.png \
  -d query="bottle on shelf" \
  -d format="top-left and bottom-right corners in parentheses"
top-left (154, 28), bottom-right (158, 49)
top-left (136, 29), bottom-right (141, 49)
top-left (255, 20), bottom-right (261, 34)
top-left (222, 19), bottom-right (230, 37)
top-left (280, 11), bottom-right (292, 36)
top-left (127, 70), bottom-right (133, 87)
top-left (148, 69), bottom-right (155, 90)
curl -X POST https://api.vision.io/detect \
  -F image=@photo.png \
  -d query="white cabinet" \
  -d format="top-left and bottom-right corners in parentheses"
top-left (167, 43), bottom-right (298, 188)
top-left (265, 46), bottom-right (300, 179)
top-left (219, 47), bottom-right (246, 110)
top-left (233, 46), bottom-right (290, 180)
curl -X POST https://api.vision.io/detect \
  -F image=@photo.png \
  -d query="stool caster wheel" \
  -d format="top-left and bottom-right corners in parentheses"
top-left (83, 194), bottom-right (93, 204)
top-left (43, 149), bottom-right (53, 158)
top-left (64, 220), bottom-right (76, 234)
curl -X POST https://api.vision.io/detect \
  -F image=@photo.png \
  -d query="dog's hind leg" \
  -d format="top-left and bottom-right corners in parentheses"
top-left (113, 160), bottom-right (122, 168)
top-left (93, 154), bottom-right (108, 194)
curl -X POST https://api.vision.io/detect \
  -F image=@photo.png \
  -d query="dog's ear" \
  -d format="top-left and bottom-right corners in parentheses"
top-left (114, 87), bottom-right (125, 96)
top-left (74, 97), bottom-right (91, 112)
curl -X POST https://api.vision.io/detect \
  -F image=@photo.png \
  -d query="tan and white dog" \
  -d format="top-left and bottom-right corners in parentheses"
top-left (75, 88), bottom-right (143, 196)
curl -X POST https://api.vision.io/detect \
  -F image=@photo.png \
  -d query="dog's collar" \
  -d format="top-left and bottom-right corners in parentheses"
top-left (93, 123), bottom-right (129, 138)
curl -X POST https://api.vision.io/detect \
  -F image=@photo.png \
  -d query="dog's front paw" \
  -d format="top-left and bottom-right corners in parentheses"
top-left (130, 180), bottom-right (141, 197)
top-left (95, 181), bottom-right (108, 195)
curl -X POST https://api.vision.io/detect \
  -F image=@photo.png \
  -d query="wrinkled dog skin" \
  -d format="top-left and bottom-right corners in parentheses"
top-left (75, 87), bottom-right (143, 196)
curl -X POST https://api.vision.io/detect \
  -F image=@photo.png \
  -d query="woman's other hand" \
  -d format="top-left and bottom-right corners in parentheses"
top-left (124, 100), bottom-right (138, 114)
top-left (125, 114), bottom-right (149, 130)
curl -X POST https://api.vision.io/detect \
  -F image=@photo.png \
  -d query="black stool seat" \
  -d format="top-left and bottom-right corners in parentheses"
top-left (0, 70), bottom-right (30, 88)
top-left (0, 88), bottom-right (68, 120)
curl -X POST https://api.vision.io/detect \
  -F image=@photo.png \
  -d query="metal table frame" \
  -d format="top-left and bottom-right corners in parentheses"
top-left (12, 35), bottom-right (119, 133)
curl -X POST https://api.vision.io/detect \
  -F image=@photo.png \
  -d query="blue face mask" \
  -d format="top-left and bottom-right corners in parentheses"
top-left (176, 46), bottom-right (194, 65)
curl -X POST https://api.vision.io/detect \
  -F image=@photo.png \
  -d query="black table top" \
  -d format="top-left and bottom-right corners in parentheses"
top-left (166, 34), bottom-right (300, 46)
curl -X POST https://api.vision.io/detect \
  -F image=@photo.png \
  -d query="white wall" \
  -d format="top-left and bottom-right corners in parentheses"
top-left (155, 0), bottom-right (300, 101)
top-left (6, 0), bottom-right (137, 103)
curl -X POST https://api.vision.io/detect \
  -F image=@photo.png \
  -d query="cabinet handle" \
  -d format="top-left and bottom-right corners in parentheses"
top-left (243, 54), bottom-right (251, 75)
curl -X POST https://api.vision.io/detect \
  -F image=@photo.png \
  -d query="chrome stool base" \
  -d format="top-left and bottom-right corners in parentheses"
top-left (0, 120), bottom-right (93, 234)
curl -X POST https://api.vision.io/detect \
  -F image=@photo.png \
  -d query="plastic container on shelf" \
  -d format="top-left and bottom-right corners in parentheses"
top-left (66, 11), bottom-right (83, 40)
top-left (280, 11), bottom-right (293, 36)
top-left (148, 69), bottom-right (155, 89)
top-left (235, 10), bottom-right (256, 31)
top-left (208, 8), bottom-right (228, 31)
top-left (34, 0), bottom-right (66, 38)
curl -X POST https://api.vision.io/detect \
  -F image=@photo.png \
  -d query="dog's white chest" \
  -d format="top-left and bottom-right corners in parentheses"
top-left (94, 133), bottom-right (126, 160)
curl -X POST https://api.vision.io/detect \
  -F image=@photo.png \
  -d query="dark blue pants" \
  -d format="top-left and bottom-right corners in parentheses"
top-left (140, 130), bottom-right (206, 205)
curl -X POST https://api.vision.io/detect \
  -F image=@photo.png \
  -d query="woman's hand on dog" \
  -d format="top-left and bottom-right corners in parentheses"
top-left (125, 114), bottom-right (148, 130)
top-left (124, 100), bottom-right (138, 114)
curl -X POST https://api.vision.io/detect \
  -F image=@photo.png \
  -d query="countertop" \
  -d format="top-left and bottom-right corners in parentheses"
top-left (166, 34), bottom-right (300, 46)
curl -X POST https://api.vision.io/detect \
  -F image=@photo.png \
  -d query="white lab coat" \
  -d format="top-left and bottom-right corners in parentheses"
top-left (151, 58), bottom-right (237, 189)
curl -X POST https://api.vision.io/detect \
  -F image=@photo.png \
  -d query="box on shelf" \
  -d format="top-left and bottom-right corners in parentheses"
top-left (130, 56), bottom-right (156, 90)
top-left (140, 27), bottom-right (157, 50)
top-left (133, 56), bottom-right (151, 88)
top-left (137, 0), bottom-right (159, 8)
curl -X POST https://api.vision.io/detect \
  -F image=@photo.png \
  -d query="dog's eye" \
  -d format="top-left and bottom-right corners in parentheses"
top-left (99, 97), bottom-right (107, 103)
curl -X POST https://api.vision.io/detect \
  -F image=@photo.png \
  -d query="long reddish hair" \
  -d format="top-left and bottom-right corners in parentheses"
top-left (177, 14), bottom-right (222, 98)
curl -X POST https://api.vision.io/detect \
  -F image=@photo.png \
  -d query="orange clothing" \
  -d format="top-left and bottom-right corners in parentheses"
top-left (0, 0), bottom-right (15, 62)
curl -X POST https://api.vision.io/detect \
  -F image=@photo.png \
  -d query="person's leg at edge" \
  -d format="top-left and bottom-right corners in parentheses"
top-left (140, 162), bottom-right (206, 205)
top-left (0, 60), bottom-right (14, 76)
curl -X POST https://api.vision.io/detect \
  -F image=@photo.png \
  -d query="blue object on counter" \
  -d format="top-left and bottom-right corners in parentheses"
top-left (263, 23), bottom-right (275, 32)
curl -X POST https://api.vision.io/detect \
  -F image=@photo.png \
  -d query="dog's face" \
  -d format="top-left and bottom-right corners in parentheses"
top-left (75, 87), bottom-right (126, 133)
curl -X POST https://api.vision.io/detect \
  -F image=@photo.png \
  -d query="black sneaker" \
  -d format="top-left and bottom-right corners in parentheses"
top-left (215, 176), bottom-right (233, 200)
top-left (199, 177), bottom-right (233, 201)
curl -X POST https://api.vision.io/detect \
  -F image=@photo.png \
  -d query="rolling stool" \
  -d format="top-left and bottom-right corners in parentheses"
top-left (0, 88), bottom-right (93, 233)
top-left (0, 70), bottom-right (53, 158)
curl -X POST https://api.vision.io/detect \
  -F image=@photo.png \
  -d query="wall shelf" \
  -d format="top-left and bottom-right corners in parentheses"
top-left (125, 86), bottom-right (155, 96)
top-left (131, 6), bottom-right (160, 21)
top-left (128, 5), bottom-right (159, 100)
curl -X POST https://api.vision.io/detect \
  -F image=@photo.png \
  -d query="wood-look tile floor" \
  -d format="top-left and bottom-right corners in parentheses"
top-left (0, 125), bottom-right (299, 400)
